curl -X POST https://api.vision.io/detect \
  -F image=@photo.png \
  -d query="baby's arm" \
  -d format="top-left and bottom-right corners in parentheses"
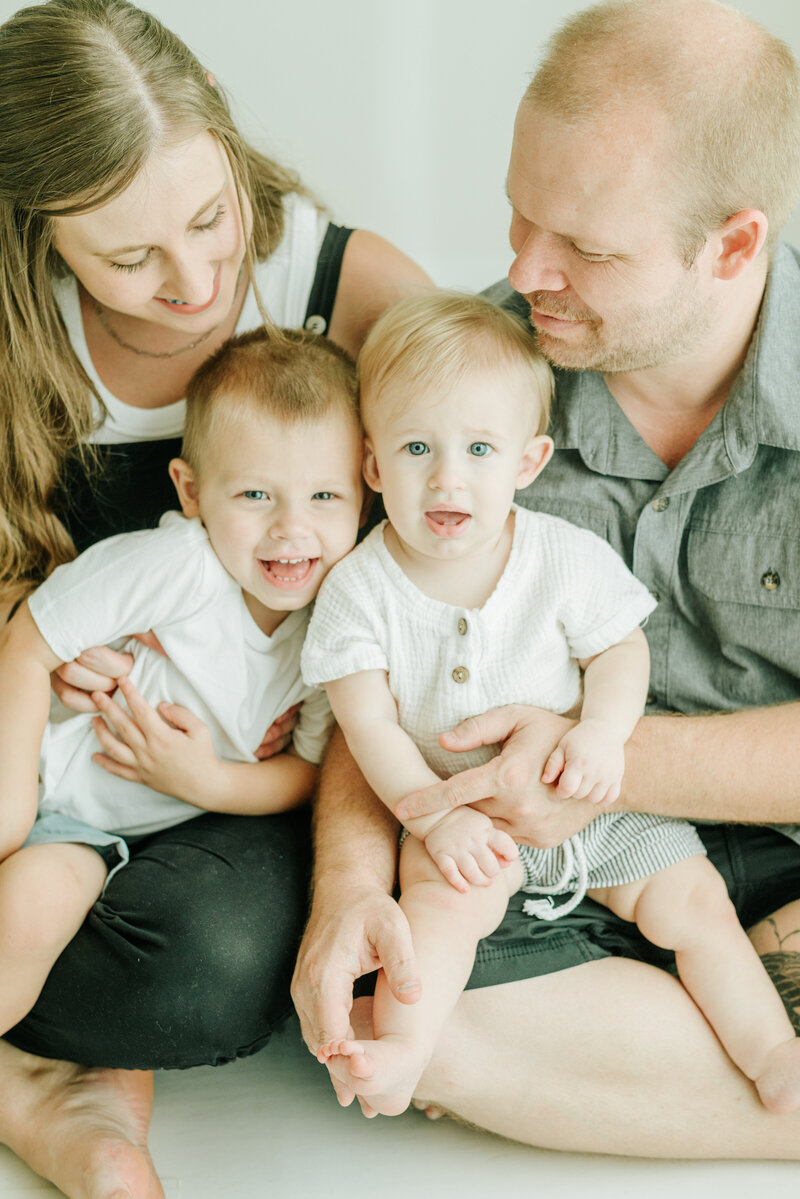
top-left (542, 626), bottom-right (650, 806)
top-left (0, 603), bottom-right (64, 854)
top-left (91, 676), bottom-right (315, 814)
top-left (325, 670), bottom-right (517, 892)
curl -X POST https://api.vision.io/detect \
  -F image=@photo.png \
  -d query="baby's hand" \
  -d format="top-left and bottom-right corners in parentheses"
top-left (423, 807), bottom-right (518, 893)
top-left (540, 718), bottom-right (625, 807)
top-left (90, 675), bottom-right (219, 805)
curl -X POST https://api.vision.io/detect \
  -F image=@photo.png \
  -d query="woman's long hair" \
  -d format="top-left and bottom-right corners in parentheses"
top-left (0, 0), bottom-right (304, 604)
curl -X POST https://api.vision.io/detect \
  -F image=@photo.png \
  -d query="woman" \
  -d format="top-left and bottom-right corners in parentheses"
top-left (0, 1), bottom-right (429, 1194)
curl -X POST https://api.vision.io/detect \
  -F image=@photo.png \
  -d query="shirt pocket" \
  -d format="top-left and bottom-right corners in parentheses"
top-left (686, 526), bottom-right (800, 693)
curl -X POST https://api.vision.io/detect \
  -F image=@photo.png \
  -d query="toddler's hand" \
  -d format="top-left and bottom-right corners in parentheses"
top-left (90, 675), bottom-right (220, 805)
top-left (540, 718), bottom-right (625, 807)
top-left (423, 806), bottom-right (518, 893)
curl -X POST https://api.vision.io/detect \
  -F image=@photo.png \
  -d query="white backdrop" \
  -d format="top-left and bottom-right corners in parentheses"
top-left (3, 0), bottom-right (800, 288)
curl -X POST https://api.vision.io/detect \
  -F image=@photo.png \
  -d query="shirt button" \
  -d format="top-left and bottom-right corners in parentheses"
top-left (452, 666), bottom-right (470, 684)
top-left (650, 589), bottom-right (660, 603)
top-left (651, 496), bottom-right (671, 512)
top-left (457, 617), bottom-right (468, 635)
top-left (304, 314), bottom-right (327, 334)
top-left (761, 571), bottom-right (781, 591)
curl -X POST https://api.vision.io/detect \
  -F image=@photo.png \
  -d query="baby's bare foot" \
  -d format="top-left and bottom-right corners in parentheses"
top-left (412, 1098), bottom-right (447, 1120)
top-left (0, 1039), bottom-right (164, 1198)
top-left (755, 1037), bottom-right (800, 1114)
top-left (321, 1035), bottom-right (427, 1118)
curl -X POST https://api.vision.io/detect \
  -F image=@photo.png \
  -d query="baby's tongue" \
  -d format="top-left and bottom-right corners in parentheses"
top-left (265, 558), bottom-right (308, 580)
top-left (428, 511), bottom-right (464, 525)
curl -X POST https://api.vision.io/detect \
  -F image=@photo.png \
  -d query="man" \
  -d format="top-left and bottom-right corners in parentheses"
top-left (293, 0), bottom-right (800, 1154)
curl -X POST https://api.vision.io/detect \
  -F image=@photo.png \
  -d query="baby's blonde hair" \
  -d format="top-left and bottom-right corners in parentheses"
top-left (358, 290), bottom-right (553, 436)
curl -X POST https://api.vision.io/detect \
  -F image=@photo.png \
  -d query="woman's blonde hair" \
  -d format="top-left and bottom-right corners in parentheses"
top-left (0, 0), bottom-right (305, 605)
top-left (358, 290), bottom-right (553, 436)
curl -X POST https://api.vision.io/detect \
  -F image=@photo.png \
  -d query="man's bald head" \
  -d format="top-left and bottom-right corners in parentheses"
top-left (524, 0), bottom-right (800, 257)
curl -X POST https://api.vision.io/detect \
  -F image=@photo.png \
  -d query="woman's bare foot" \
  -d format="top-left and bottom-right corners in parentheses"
top-left (319, 1035), bottom-right (427, 1118)
top-left (0, 1038), bottom-right (164, 1198)
top-left (755, 1037), bottom-right (800, 1114)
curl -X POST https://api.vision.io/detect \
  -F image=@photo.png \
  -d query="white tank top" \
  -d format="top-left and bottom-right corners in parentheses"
top-left (52, 192), bottom-right (328, 445)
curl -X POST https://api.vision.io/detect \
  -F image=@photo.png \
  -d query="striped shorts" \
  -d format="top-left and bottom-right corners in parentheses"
top-left (519, 811), bottom-right (705, 903)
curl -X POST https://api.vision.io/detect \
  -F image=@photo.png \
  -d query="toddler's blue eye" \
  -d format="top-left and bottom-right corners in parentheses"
top-left (313, 491), bottom-right (335, 501)
top-left (404, 441), bottom-right (429, 456)
top-left (469, 442), bottom-right (492, 457)
top-left (243, 490), bottom-right (268, 501)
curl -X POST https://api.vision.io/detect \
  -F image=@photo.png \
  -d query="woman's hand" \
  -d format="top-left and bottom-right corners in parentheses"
top-left (51, 631), bottom-right (165, 712)
top-left (91, 674), bottom-right (219, 805)
top-left (395, 704), bottom-right (599, 848)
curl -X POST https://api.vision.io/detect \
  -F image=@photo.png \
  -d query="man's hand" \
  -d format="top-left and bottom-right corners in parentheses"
top-left (423, 806), bottom-right (518, 892)
top-left (395, 704), bottom-right (599, 849)
top-left (91, 675), bottom-right (220, 804)
top-left (291, 880), bottom-right (421, 1094)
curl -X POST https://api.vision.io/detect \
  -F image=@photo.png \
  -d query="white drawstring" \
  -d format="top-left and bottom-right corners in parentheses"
top-left (521, 835), bottom-right (589, 921)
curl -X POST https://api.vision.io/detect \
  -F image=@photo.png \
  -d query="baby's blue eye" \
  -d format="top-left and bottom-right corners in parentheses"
top-left (243, 490), bottom-right (268, 501)
top-left (404, 441), bottom-right (429, 456)
top-left (313, 491), bottom-right (335, 501)
top-left (469, 442), bottom-right (492, 457)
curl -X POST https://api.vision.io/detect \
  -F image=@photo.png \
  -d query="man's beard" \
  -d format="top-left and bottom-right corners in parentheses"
top-left (524, 274), bottom-right (714, 374)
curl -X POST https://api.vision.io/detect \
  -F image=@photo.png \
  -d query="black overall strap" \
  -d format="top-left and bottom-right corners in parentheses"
top-left (302, 222), bottom-right (354, 335)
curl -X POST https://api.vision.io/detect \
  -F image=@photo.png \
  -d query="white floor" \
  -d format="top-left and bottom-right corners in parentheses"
top-left (1, 1014), bottom-right (797, 1197)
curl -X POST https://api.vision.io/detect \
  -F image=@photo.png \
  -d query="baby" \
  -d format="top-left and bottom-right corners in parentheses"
top-left (302, 291), bottom-right (800, 1118)
top-left (0, 326), bottom-right (363, 1037)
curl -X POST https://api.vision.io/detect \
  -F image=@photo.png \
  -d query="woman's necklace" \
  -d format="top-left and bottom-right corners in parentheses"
top-left (91, 296), bottom-right (218, 359)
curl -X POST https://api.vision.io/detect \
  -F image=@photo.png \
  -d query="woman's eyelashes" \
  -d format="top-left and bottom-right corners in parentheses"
top-left (108, 205), bottom-right (228, 273)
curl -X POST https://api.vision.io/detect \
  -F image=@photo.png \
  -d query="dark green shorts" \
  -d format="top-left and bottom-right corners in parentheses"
top-left (465, 823), bottom-right (800, 989)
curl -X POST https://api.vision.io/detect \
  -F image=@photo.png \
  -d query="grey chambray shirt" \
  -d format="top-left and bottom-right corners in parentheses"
top-left (488, 243), bottom-right (800, 843)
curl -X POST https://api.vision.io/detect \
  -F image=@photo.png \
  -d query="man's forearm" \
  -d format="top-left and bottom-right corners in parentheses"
top-left (310, 725), bottom-right (399, 902)
top-left (621, 703), bottom-right (800, 823)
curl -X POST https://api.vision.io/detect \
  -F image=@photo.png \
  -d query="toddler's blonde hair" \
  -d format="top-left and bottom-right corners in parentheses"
top-left (358, 290), bottom-right (553, 436)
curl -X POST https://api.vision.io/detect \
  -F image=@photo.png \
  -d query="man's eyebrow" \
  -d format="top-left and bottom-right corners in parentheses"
top-left (94, 187), bottom-right (226, 257)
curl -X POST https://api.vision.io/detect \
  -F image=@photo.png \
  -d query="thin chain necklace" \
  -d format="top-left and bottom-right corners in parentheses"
top-left (91, 295), bottom-right (218, 359)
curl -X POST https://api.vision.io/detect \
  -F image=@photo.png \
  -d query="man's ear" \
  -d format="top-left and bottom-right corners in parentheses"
top-left (362, 438), bottom-right (383, 492)
top-left (168, 458), bottom-right (201, 518)
top-left (516, 434), bottom-right (554, 490)
top-left (711, 209), bottom-right (768, 281)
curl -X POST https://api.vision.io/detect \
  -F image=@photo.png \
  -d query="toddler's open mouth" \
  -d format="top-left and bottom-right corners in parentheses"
top-left (424, 510), bottom-right (471, 537)
top-left (259, 557), bottom-right (318, 587)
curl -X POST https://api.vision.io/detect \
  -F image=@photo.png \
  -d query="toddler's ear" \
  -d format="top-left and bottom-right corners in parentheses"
top-left (516, 434), bottom-right (554, 490)
top-left (362, 439), bottom-right (383, 492)
top-left (168, 459), bottom-right (201, 518)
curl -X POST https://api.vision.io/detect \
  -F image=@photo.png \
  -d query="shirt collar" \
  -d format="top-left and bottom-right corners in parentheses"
top-left (750, 241), bottom-right (800, 453)
top-left (493, 248), bottom-right (800, 488)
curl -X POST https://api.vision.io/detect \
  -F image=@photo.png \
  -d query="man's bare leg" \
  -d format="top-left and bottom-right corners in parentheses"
top-left (0, 1039), bottom-right (164, 1199)
top-left (415, 956), bottom-right (800, 1157)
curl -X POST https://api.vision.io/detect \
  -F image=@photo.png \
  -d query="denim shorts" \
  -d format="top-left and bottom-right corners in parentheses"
top-left (22, 812), bottom-right (128, 889)
top-left (466, 823), bottom-right (800, 988)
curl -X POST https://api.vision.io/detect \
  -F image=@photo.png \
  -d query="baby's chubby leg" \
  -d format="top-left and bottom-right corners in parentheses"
top-left (590, 854), bottom-right (800, 1114)
top-left (0, 842), bottom-right (108, 1034)
top-left (320, 836), bottom-right (524, 1117)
